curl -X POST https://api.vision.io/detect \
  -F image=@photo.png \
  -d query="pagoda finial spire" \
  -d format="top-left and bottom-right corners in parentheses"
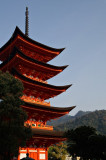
top-left (25, 7), bottom-right (29, 37)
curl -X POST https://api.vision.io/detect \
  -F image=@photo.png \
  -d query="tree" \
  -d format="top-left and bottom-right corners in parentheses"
top-left (48, 142), bottom-right (67, 160)
top-left (66, 126), bottom-right (106, 160)
top-left (88, 134), bottom-right (106, 160)
top-left (0, 71), bottom-right (32, 160)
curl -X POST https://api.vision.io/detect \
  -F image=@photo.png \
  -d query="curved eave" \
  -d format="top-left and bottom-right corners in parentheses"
top-left (22, 102), bottom-right (75, 121)
top-left (13, 69), bottom-right (72, 91)
top-left (1, 47), bottom-right (68, 72)
top-left (32, 128), bottom-right (64, 137)
top-left (27, 129), bottom-right (66, 147)
top-left (0, 26), bottom-right (65, 55)
top-left (23, 101), bottom-right (76, 113)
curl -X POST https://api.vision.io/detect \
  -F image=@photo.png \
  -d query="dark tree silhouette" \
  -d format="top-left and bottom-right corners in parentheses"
top-left (66, 126), bottom-right (106, 160)
top-left (0, 71), bottom-right (32, 160)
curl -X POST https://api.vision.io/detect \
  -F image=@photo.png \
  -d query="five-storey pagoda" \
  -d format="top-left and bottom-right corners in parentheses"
top-left (0, 8), bottom-right (75, 160)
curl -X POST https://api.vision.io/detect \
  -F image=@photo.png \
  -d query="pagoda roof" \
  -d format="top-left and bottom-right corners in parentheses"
top-left (32, 128), bottom-right (64, 138)
top-left (0, 47), bottom-right (67, 80)
top-left (27, 128), bottom-right (66, 147)
top-left (22, 101), bottom-right (75, 121)
top-left (13, 69), bottom-right (72, 99)
top-left (0, 27), bottom-right (65, 62)
top-left (14, 69), bottom-right (71, 90)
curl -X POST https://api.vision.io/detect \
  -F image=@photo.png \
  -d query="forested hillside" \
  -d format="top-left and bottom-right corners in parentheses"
top-left (54, 110), bottom-right (106, 135)
top-left (47, 110), bottom-right (90, 126)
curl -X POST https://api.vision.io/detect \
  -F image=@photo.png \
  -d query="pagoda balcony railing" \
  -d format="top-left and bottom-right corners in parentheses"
top-left (25, 122), bottom-right (53, 130)
top-left (21, 95), bottom-right (50, 106)
top-left (23, 74), bottom-right (47, 84)
top-left (31, 125), bottom-right (53, 130)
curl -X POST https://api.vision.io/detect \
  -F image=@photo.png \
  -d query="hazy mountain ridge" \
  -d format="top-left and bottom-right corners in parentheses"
top-left (47, 110), bottom-right (91, 126)
top-left (54, 110), bottom-right (106, 135)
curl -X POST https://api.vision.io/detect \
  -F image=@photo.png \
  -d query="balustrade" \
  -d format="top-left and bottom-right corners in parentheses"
top-left (23, 73), bottom-right (47, 84)
top-left (25, 121), bottom-right (53, 130)
top-left (21, 95), bottom-right (50, 106)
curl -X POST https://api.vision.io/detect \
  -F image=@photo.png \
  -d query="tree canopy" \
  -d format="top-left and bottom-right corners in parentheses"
top-left (0, 71), bottom-right (32, 160)
top-left (66, 126), bottom-right (106, 160)
top-left (48, 142), bottom-right (67, 160)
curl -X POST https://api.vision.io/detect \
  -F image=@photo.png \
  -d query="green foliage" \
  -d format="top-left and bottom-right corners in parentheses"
top-left (55, 110), bottom-right (106, 135)
top-left (0, 71), bottom-right (23, 99)
top-left (88, 134), bottom-right (106, 159)
top-left (0, 71), bottom-right (32, 160)
top-left (48, 142), bottom-right (67, 160)
top-left (66, 126), bottom-right (106, 160)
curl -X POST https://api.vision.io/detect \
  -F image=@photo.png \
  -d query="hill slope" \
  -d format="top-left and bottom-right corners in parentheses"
top-left (47, 110), bottom-right (90, 126)
top-left (54, 110), bottom-right (106, 135)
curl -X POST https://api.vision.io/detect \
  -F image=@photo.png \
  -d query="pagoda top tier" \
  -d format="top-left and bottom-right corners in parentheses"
top-left (0, 47), bottom-right (68, 80)
top-left (0, 27), bottom-right (65, 62)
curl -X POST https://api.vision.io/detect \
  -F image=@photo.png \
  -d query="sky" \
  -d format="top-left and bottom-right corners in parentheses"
top-left (0, 0), bottom-right (106, 115)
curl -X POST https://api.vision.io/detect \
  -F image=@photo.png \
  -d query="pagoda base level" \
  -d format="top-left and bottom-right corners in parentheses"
top-left (17, 148), bottom-right (48, 160)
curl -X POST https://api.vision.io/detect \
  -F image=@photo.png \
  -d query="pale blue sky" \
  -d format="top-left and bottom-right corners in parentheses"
top-left (0, 0), bottom-right (106, 115)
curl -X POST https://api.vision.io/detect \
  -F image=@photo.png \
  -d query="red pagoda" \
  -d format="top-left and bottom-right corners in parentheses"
top-left (0, 8), bottom-right (75, 160)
